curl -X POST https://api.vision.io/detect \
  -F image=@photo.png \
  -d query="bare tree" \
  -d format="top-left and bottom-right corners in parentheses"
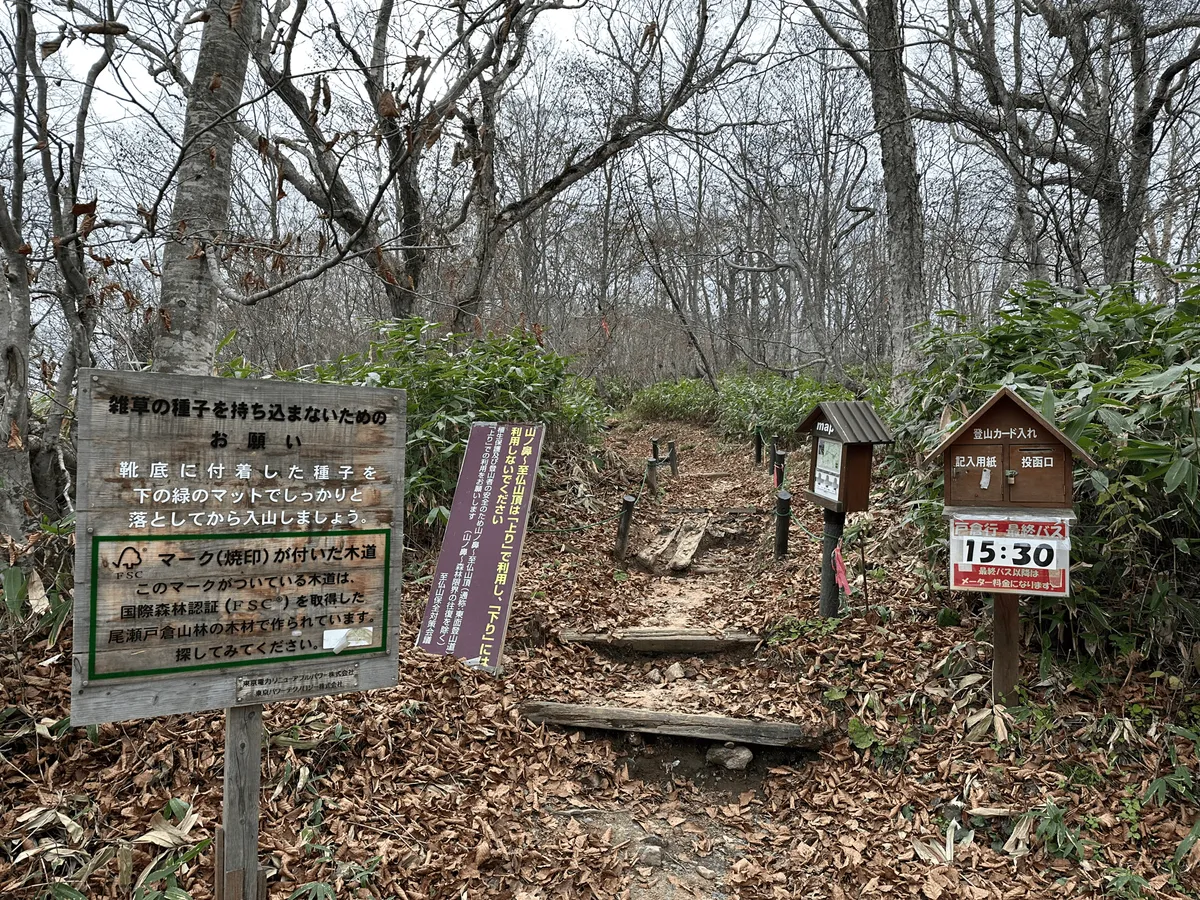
top-left (799, 0), bottom-right (927, 372)
top-left (0, 0), bottom-right (123, 532)
top-left (153, 0), bottom-right (262, 374)
top-left (906, 1), bottom-right (1200, 286)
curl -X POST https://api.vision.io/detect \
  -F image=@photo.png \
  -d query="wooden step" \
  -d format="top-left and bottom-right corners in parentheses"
top-left (558, 627), bottom-right (761, 654)
top-left (669, 514), bottom-right (711, 572)
top-left (522, 701), bottom-right (832, 748)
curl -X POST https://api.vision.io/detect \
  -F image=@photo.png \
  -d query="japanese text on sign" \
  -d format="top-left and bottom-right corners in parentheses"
top-left (417, 423), bottom-right (544, 672)
top-left (71, 369), bottom-right (406, 725)
top-left (949, 515), bottom-right (1071, 597)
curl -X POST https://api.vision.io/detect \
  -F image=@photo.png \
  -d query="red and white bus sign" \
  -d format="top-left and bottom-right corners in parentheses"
top-left (949, 515), bottom-right (1070, 596)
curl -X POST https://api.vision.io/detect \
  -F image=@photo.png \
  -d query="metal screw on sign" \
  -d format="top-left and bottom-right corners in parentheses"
top-left (774, 490), bottom-right (791, 559)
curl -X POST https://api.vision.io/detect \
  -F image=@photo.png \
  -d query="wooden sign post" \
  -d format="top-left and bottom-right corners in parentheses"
top-left (71, 370), bottom-right (406, 899)
top-left (416, 422), bottom-right (545, 673)
top-left (798, 402), bottom-right (894, 617)
top-left (926, 386), bottom-right (1095, 704)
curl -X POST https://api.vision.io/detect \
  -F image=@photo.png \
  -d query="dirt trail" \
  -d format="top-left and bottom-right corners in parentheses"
top-left (514, 421), bottom-right (1198, 900)
top-left (521, 423), bottom-right (841, 899)
top-left (2, 419), bottom-right (1194, 899)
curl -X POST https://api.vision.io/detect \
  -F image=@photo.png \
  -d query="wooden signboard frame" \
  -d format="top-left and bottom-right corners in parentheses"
top-left (72, 369), bottom-right (406, 900)
top-left (797, 402), bottom-right (893, 617)
top-left (926, 386), bottom-right (1096, 705)
top-left (72, 369), bottom-right (406, 724)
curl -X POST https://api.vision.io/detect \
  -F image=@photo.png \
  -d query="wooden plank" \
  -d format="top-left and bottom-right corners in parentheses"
top-left (992, 593), bottom-right (1020, 705)
top-left (522, 701), bottom-right (832, 748)
top-left (635, 518), bottom-right (682, 570)
top-left (668, 515), bottom-right (711, 572)
top-left (222, 704), bottom-right (262, 900)
top-left (558, 627), bottom-right (760, 654)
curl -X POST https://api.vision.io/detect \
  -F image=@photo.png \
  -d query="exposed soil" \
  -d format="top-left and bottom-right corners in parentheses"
top-left (2, 420), bottom-right (1199, 899)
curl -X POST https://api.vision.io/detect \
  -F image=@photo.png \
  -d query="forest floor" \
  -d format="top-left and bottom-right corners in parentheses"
top-left (2, 419), bottom-right (1200, 899)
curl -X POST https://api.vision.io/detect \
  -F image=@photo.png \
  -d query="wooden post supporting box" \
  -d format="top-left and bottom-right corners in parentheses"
top-left (926, 385), bottom-right (1097, 705)
top-left (798, 401), bottom-right (894, 514)
top-left (799, 401), bottom-right (893, 618)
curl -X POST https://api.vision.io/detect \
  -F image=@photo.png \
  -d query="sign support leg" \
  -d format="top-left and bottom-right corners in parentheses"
top-left (992, 594), bottom-right (1020, 706)
top-left (220, 703), bottom-right (262, 900)
top-left (819, 509), bottom-right (845, 617)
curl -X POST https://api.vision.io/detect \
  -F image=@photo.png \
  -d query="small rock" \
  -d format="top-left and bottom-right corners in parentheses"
top-left (706, 743), bottom-right (753, 771)
top-left (642, 834), bottom-right (669, 848)
top-left (626, 732), bottom-right (644, 747)
top-left (697, 866), bottom-right (717, 881)
top-left (636, 844), bottom-right (664, 867)
top-left (647, 668), bottom-right (663, 684)
top-left (664, 662), bottom-right (687, 682)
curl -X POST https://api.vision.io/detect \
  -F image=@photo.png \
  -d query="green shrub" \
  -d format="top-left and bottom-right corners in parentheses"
top-left (892, 269), bottom-right (1200, 663)
top-left (257, 318), bottom-right (606, 543)
top-left (627, 378), bottom-right (718, 423)
top-left (626, 371), bottom-right (853, 439)
top-left (715, 372), bottom-right (852, 442)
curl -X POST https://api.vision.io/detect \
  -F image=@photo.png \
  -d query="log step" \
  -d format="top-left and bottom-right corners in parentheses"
top-left (523, 701), bottom-right (831, 748)
top-left (558, 627), bottom-right (760, 655)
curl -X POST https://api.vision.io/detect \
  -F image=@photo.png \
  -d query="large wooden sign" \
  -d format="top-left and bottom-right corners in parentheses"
top-left (417, 422), bottom-right (543, 673)
top-left (926, 385), bottom-right (1097, 705)
top-left (72, 369), bottom-right (406, 725)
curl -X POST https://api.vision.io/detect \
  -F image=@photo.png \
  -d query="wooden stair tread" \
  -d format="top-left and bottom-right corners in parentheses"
top-left (522, 701), bottom-right (833, 748)
top-left (558, 627), bottom-right (760, 654)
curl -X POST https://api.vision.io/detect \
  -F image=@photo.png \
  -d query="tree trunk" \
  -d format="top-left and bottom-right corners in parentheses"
top-left (865, 0), bottom-right (925, 375)
top-left (155, 0), bottom-right (262, 374)
top-left (0, 261), bottom-right (32, 538)
top-left (454, 77), bottom-right (502, 333)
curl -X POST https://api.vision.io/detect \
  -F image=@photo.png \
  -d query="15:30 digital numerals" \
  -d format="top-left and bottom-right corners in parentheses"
top-left (959, 536), bottom-right (1060, 568)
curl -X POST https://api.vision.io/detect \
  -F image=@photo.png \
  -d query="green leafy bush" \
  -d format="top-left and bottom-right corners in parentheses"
top-left (715, 372), bottom-right (852, 441)
top-left (261, 319), bottom-right (606, 543)
top-left (627, 378), bottom-right (718, 423)
top-left (892, 270), bottom-right (1200, 663)
top-left (626, 372), bottom-right (851, 440)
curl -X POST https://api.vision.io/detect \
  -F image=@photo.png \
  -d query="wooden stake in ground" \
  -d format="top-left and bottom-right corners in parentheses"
top-left (774, 490), bottom-right (791, 559)
top-left (992, 594), bottom-right (1019, 705)
top-left (819, 509), bottom-right (846, 617)
top-left (218, 704), bottom-right (262, 900)
top-left (614, 494), bottom-right (637, 560)
top-left (645, 457), bottom-right (659, 494)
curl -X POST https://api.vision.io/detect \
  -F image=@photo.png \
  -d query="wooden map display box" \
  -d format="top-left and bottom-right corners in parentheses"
top-left (927, 386), bottom-right (1096, 514)
top-left (798, 402), bottom-right (894, 513)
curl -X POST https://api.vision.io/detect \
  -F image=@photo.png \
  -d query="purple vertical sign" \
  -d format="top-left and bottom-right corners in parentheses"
top-left (416, 422), bottom-right (544, 671)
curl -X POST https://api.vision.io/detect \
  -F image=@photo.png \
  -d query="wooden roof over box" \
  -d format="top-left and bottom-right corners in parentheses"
top-left (925, 386), bottom-right (1096, 466)
top-left (798, 401), bottom-right (894, 445)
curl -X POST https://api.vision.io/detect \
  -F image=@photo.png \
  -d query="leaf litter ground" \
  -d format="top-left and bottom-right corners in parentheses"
top-left (2, 421), bottom-right (1199, 898)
